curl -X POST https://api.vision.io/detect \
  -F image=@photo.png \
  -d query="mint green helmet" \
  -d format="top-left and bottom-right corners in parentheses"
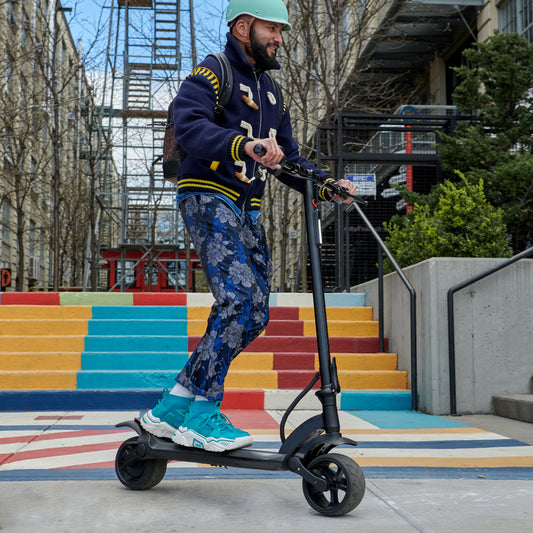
top-left (226, 0), bottom-right (291, 31)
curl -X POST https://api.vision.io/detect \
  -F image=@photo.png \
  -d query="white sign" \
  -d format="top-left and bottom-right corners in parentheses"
top-left (345, 174), bottom-right (376, 197)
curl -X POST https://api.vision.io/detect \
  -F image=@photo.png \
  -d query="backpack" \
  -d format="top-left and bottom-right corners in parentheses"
top-left (162, 52), bottom-right (283, 183)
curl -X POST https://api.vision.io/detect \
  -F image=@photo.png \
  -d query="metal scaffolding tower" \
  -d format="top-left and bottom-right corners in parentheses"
top-left (87, 0), bottom-right (198, 292)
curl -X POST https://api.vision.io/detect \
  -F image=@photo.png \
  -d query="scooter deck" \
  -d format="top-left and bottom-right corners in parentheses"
top-left (117, 419), bottom-right (289, 471)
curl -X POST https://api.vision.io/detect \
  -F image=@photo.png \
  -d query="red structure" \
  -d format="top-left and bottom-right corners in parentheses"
top-left (100, 248), bottom-right (203, 292)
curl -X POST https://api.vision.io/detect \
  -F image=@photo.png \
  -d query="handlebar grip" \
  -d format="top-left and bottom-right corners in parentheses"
top-left (253, 144), bottom-right (266, 157)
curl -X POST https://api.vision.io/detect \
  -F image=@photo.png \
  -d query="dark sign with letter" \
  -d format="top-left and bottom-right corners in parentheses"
top-left (1, 268), bottom-right (12, 291)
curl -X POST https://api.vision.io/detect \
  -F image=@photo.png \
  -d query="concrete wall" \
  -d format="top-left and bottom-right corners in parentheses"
top-left (354, 258), bottom-right (533, 415)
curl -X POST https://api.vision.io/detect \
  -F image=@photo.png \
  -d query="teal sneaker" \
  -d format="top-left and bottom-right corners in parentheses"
top-left (140, 392), bottom-right (192, 439)
top-left (173, 400), bottom-right (253, 452)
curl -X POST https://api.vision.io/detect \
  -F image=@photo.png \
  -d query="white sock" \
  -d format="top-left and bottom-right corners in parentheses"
top-left (169, 383), bottom-right (194, 398)
top-left (194, 395), bottom-right (209, 402)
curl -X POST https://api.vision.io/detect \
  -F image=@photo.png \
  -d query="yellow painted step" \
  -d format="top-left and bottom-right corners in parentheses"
top-left (0, 370), bottom-right (77, 389)
top-left (225, 370), bottom-right (278, 389)
top-left (323, 353), bottom-right (398, 371)
top-left (0, 305), bottom-right (92, 319)
top-left (0, 336), bottom-right (85, 352)
top-left (299, 307), bottom-right (373, 321)
top-left (187, 307), bottom-right (211, 320)
top-left (227, 352), bottom-right (273, 370)
top-left (0, 352), bottom-right (81, 370)
top-left (338, 370), bottom-right (408, 390)
top-left (188, 320), bottom-right (210, 336)
top-left (303, 320), bottom-right (378, 337)
top-left (0, 319), bottom-right (88, 336)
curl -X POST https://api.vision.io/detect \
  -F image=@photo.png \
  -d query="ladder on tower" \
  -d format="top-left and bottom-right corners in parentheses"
top-left (89, 0), bottom-right (197, 292)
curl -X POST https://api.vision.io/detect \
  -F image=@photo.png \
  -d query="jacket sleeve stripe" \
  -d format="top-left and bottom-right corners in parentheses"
top-left (230, 134), bottom-right (247, 161)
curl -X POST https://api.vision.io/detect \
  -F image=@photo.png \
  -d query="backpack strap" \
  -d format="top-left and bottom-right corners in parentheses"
top-left (209, 52), bottom-right (234, 118)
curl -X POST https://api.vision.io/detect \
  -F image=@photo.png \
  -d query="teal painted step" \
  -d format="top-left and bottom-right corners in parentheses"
top-left (91, 306), bottom-right (187, 319)
top-left (81, 352), bottom-right (189, 370)
top-left (77, 370), bottom-right (177, 389)
top-left (88, 319), bottom-right (187, 336)
top-left (84, 336), bottom-right (188, 352)
top-left (340, 390), bottom-right (412, 411)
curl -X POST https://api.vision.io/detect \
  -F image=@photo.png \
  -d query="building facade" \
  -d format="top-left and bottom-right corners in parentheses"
top-left (0, 0), bottom-right (117, 292)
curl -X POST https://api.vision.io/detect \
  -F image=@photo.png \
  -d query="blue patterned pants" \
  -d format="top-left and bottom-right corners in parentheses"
top-left (177, 195), bottom-right (272, 400)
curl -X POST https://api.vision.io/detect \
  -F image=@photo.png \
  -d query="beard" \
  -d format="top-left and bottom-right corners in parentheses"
top-left (250, 26), bottom-right (280, 71)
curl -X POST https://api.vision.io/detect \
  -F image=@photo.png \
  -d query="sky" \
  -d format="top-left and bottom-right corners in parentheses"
top-left (60, 1), bottom-right (230, 178)
top-left (65, 0), bottom-right (229, 71)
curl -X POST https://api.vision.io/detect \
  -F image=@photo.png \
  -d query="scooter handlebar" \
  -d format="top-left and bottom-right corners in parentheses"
top-left (253, 144), bottom-right (366, 205)
top-left (253, 144), bottom-right (267, 157)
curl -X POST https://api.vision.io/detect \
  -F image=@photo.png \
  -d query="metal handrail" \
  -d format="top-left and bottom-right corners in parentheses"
top-left (347, 201), bottom-right (418, 411)
top-left (263, 154), bottom-right (419, 411)
top-left (447, 246), bottom-right (533, 415)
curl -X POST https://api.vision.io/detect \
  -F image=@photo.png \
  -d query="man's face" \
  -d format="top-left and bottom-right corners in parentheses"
top-left (249, 19), bottom-right (284, 70)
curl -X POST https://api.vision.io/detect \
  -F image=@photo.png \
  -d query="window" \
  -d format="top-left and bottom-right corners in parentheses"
top-left (499, 0), bottom-right (533, 43)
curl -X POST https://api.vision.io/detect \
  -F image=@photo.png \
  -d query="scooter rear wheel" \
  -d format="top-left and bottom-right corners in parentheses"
top-left (302, 453), bottom-right (365, 516)
top-left (115, 437), bottom-right (167, 490)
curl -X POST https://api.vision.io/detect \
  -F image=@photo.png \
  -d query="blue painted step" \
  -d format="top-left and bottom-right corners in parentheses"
top-left (81, 352), bottom-right (189, 370)
top-left (91, 305), bottom-right (187, 319)
top-left (84, 335), bottom-right (188, 352)
top-left (77, 370), bottom-right (177, 389)
top-left (88, 319), bottom-right (187, 336)
top-left (340, 390), bottom-right (412, 410)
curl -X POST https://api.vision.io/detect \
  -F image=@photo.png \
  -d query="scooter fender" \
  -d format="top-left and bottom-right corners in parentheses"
top-left (295, 431), bottom-right (358, 461)
top-left (116, 419), bottom-right (143, 436)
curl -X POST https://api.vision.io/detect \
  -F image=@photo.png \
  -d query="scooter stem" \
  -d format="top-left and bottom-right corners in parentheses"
top-left (303, 179), bottom-right (341, 434)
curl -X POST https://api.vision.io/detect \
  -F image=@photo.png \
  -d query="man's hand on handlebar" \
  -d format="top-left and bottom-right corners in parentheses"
top-left (328, 179), bottom-right (357, 205)
top-left (244, 139), bottom-right (283, 170)
top-left (246, 141), bottom-right (358, 205)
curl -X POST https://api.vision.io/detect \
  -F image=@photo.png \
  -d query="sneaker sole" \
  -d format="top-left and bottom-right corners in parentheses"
top-left (172, 427), bottom-right (253, 452)
top-left (139, 411), bottom-right (178, 440)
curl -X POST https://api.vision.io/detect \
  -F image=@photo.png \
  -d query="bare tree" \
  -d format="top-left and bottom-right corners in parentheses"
top-left (262, 0), bottom-right (411, 291)
top-left (0, 0), bottom-right (111, 291)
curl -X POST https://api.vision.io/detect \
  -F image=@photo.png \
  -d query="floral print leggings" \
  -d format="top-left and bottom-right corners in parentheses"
top-left (176, 195), bottom-right (273, 400)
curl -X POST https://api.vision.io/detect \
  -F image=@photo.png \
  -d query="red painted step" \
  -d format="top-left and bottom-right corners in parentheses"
top-left (273, 353), bottom-right (315, 370)
top-left (278, 370), bottom-right (322, 389)
top-left (188, 336), bottom-right (387, 353)
top-left (268, 307), bottom-right (300, 320)
top-left (219, 389), bottom-right (265, 409)
top-left (1, 292), bottom-right (60, 305)
top-left (133, 293), bottom-right (187, 306)
top-left (264, 320), bottom-right (303, 336)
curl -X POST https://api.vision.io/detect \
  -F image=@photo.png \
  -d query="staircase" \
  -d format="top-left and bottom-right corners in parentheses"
top-left (0, 292), bottom-right (411, 411)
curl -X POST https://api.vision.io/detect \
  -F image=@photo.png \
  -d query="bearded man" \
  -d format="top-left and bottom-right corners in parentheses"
top-left (140, 0), bottom-right (355, 452)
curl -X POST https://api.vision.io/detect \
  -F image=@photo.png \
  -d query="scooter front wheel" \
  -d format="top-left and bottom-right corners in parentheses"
top-left (302, 453), bottom-right (365, 516)
top-left (115, 437), bottom-right (167, 490)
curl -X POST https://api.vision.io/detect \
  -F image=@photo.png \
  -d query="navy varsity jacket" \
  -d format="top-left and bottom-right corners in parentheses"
top-left (173, 32), bottom-right (334, 213)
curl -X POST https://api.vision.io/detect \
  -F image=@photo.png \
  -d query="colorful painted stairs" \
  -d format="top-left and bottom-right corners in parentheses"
top-left (0, 292), bottom-right (411, 411)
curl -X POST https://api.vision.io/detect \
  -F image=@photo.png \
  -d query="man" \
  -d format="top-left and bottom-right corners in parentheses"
top-left (141, 0), bottom-right (355, 452)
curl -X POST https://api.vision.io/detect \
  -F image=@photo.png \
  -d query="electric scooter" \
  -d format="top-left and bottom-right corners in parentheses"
top-left (115, 154), bottom-right (366, 516)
